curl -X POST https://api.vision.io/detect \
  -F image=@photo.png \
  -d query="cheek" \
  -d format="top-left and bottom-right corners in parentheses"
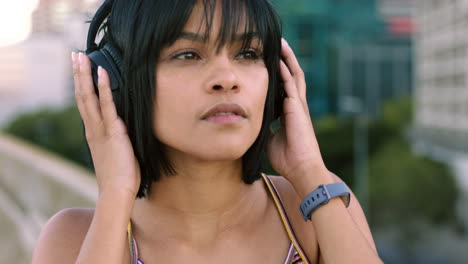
top-left (152, 78), bottom-right (194, 139)
top-left (249, 68), bottom-right (269, 128)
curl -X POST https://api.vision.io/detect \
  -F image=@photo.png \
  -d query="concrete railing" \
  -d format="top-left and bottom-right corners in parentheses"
top-left (0, 133), bottom-right (97, 263)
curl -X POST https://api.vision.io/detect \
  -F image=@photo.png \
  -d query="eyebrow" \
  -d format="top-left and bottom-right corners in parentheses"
top-left (178, 31), bottom-right (261, 42)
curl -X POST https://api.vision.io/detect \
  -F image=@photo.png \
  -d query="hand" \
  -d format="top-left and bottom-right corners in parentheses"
top-left (72, 52), bottom-right (140, 198)
top-left (266, 39), bottom-right (331, 186)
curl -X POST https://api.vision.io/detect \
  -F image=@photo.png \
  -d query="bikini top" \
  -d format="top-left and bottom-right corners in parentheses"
top-left (127, 173), bottom-right (310, 264)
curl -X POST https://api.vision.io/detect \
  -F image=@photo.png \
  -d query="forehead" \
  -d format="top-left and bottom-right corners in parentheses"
top-left (180, 0), bottom-right (255, 46)
top-left (185, 1), bottom-right (246, 30)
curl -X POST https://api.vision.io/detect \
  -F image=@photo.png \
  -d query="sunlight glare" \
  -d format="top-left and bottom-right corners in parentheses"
top-left (0, 0), bottom-right (39, 47)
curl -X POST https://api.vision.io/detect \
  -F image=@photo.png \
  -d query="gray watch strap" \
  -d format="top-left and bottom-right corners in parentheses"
top-left (299, 182), bottom-right (351, 221)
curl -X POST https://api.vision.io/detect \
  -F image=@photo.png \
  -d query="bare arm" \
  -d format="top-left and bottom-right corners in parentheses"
top-left (271, 173), bottom-right (380, 264)
top-left (33, 52), bottom-right (140, 263)
top-left (77, 191), bottom-right (134, 263)
top-left (266, 38), bottom-right (382, 263)
top-left (291, 170), bottom-right (381, 264)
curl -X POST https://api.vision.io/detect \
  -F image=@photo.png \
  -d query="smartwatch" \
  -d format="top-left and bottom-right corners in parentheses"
top-left (299, 182), bottom-right (351, 221)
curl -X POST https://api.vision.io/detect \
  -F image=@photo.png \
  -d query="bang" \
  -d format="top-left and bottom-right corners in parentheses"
top-left (167, 0), bottom-right (275, 52)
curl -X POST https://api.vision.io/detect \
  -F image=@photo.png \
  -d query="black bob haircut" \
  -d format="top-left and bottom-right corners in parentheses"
top-left (95, 0), bottom-right (283, 198)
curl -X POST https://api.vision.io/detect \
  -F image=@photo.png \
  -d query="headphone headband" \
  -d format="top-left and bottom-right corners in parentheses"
top-left (86, 0), bottom-right (113, 53)
top-left (83, 0), bottom-right (123, 104)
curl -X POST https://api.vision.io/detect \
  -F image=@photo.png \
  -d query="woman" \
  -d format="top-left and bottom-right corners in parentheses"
top-left (33, 0), bottom-right (382, 263)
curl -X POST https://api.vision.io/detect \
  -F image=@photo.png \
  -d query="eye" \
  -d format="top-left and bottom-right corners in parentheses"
top-left (237, 49), bottom-right (262, 60)
top-left (174, 51), bottom-right (201, 60)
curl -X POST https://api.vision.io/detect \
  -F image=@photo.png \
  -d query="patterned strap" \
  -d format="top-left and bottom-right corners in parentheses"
top-left (128, 222), bottom-right (134, 264)
top-left (261, 173), bottom-right (310, 264)
top-left (128, 222), bottom-right (144, 264)
top-left (284, 242), bottom-right (307, 264)
top-left (284, 242), bottom-right (295, 263)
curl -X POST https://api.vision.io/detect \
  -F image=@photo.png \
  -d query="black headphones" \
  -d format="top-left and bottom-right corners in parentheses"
top-left (85, 0), bottom-right (124, 111)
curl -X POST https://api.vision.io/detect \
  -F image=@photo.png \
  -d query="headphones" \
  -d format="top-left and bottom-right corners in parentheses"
top-left (85, 0), bottom-right (124, 111)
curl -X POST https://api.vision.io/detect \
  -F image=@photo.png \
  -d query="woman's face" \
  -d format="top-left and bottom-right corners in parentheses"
top-left (153, 2), bottom-right (269, 163)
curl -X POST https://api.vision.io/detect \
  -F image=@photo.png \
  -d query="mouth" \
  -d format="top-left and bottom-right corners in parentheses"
top-left (202, 103), bottom-right (247, 124)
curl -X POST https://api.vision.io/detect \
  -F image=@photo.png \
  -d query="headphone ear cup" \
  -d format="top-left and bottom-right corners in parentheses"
top-left (103, 43), bottom-right (123, 71)
top-left (87, 43), bottom-right (123, 111)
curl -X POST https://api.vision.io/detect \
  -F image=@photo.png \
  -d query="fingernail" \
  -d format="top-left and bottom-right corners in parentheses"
top-left (98, 66), bottom-right (102, 77)
top-left (79, 53), bottom-right (84, 65)
top-left (71, 52), bottom-right (76, 64)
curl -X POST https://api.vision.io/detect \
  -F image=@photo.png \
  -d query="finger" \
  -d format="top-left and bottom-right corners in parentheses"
top-left (281, 39), bottom-right (310, 114)
top-left (97, 66), bottom-right (119, 128)
top-left (280, 60), bottom-right (298, 98)
top-left (72, 52), bottom-right (89, 124)
top-left (280, 60), bottom-right (299, 99)
top-left (281, 39), bottom-right (307, 102)
top-left (78, 52), bottom-right (103, 125)
top-left (280, 60), bottom-right (310, 117)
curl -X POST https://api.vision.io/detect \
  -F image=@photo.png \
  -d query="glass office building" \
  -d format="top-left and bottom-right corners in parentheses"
top-left (273, 0), bottom-right (413, 117)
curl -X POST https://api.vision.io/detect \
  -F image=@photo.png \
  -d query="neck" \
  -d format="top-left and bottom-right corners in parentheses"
top-left (132, 157), bottom-right (265, 248)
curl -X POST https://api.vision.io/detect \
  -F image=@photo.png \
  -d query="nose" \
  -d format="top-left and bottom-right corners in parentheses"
top-left (205, 56), bottom-right (240, 93)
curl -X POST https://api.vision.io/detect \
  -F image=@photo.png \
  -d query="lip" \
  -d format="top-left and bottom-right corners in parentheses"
top-left (202, 103), bottom-right (247, 120)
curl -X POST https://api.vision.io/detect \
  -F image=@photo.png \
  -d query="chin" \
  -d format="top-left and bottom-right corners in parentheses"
top-left (160, 130), bottom-right (260, 162)
top-left (197, 143), bottom-right (250, 161)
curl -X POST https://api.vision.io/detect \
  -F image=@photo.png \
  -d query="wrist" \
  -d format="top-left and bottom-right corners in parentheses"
top-left (287, 165), bottom-right (335, 200)
top-left (99, 186), bottom-right (137, 203)
top-left (93, 188), bottom-right (135, 226)
top-left (299, 181), bottom-right (351, 221)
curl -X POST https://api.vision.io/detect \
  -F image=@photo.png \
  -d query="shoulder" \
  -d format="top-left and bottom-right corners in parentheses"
top-left (32, 208), bottom-right (94, 264)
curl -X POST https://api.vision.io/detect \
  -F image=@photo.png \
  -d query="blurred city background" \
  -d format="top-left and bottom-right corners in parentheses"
top-left (0, 0), bottom-right (467, 263)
